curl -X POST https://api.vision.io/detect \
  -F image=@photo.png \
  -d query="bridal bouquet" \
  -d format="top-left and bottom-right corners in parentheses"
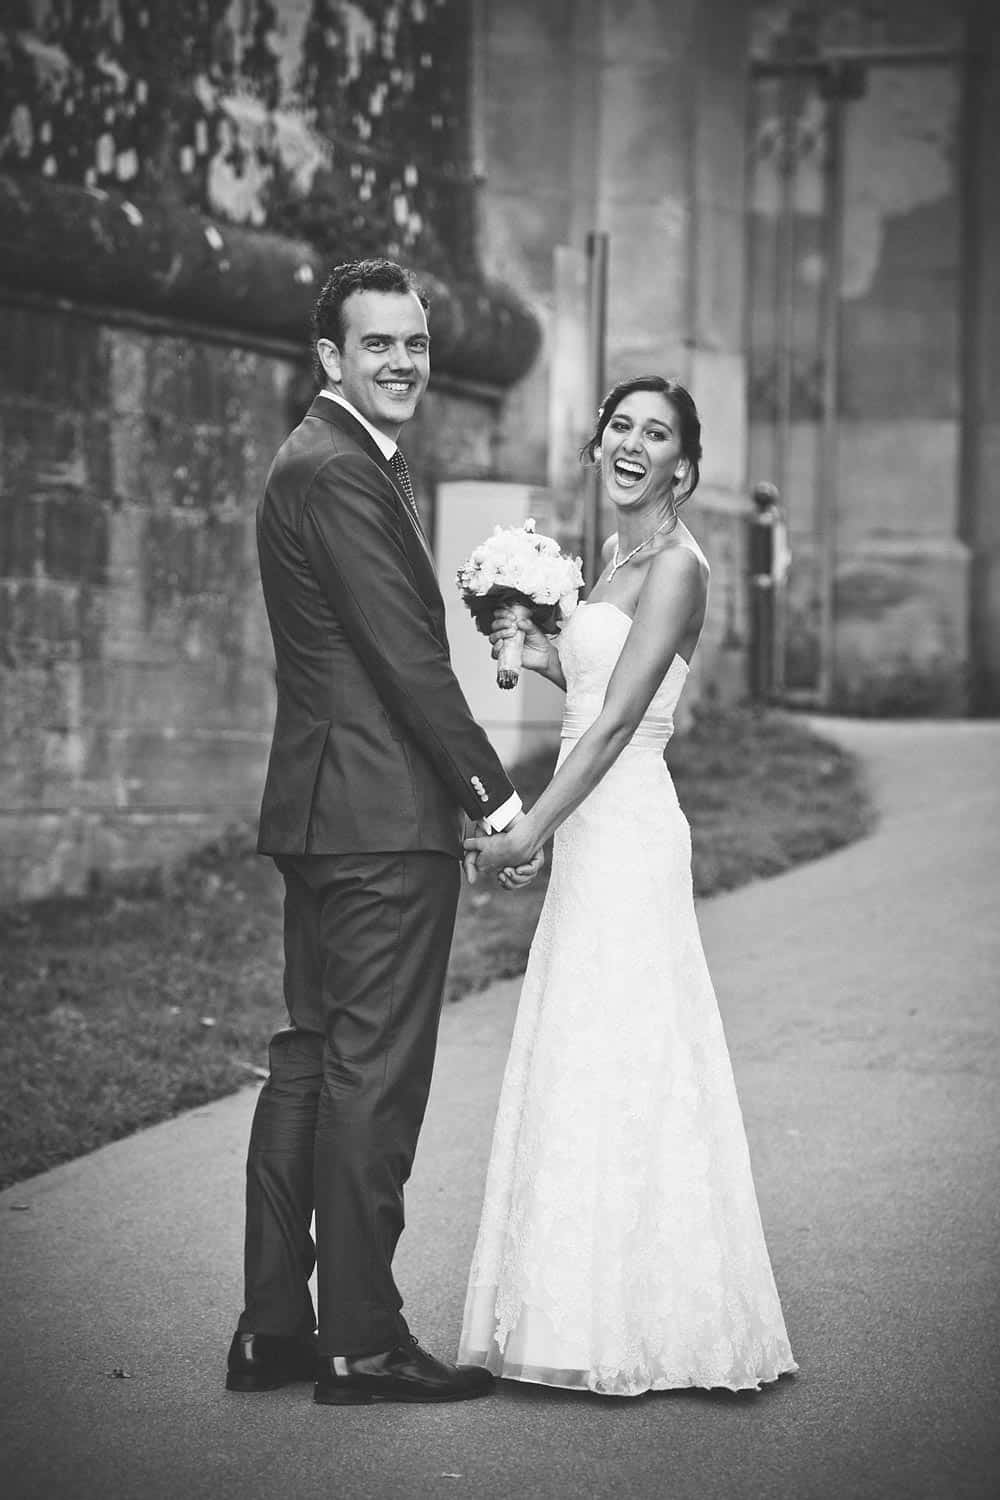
top-left (457, 518), bottom-right (584, 689)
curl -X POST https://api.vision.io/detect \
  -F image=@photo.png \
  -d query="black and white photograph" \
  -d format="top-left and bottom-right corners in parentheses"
top-left (0, 2), bottom-right (997, 1497)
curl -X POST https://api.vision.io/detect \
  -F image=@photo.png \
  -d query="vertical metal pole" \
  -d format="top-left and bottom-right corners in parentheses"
top-left (584, 230), bottom-right (609, 585)
top-left (774, 76), bottom-right (797, 555)
top-left (959, 6), bottom-right (988, 710)
top-left (772, 73), bottom-right (799, 698)
top-left (816, 73), bottom-right (847, 708)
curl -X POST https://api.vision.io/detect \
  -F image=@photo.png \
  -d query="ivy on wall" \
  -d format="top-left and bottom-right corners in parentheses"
top-left (0, 0), bottom-right (475, 278)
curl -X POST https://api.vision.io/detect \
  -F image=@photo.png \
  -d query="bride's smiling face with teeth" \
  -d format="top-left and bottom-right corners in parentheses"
top-left (319, 288), bottom-right (430, 439)
top-left (600, 391), bottom-right (684, 510)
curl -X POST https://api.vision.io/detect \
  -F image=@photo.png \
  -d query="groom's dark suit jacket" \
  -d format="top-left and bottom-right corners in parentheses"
top-left (256, 396), bottom-right (514, 858)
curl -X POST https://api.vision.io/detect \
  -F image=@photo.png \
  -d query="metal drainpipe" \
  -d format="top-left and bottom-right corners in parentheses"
top-left (773, 71), bottom-right (800, 699)
top-left (584, 229), bottom-right (609, 587)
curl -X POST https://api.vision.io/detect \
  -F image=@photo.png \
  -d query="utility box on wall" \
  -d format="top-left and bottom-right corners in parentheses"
top-left (435, 481), bottom-right (566, 769)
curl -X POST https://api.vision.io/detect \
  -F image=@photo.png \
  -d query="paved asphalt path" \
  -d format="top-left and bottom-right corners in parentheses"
top-left (2, 720), bottom-right (998, 1500)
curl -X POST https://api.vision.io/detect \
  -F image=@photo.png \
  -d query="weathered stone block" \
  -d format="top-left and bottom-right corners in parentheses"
top-left (81, 412), bottom-right (114, 502)
top-left (1, 578), bottom-right (82, 660)
top-left (109, 331), bottom-right (149, 417)
top-left (1, 309), bottom-right (105, 408)
top-left (83, 728), bottom-right (268, 813)
top-left (98, 658), bottom-right (274, 734)
top-left (41, 491), bottom-right (110, 584)
top-left (1, 401), bottom-right (82, 491)
top-left (109, 414), bottom-right (148, 502)
top-left (0, 810), bottom-right (97, 903)
top-left (145, 340), bottom-right (202, 425)
top-left (832, 541), bottom-right (971, 714)
top-left (0, 305), bottom-right (34, 396)
top-left (0, 807), bottom-right (242, 904)
top-left (0, 482), bottom-right (42, 576)
top-left (837, 419), bottom-right (961, 542)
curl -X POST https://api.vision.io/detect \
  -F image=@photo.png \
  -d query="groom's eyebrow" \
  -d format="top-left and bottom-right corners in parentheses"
top-left (361, 330), bottom-right (431, 344)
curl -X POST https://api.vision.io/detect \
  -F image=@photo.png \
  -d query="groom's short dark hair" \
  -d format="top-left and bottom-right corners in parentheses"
top-left (311, 259), bottom-right (430, 385)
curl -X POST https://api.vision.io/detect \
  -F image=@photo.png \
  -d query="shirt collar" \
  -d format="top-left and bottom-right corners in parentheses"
top-left (316, 390), bottom-right (397, 459)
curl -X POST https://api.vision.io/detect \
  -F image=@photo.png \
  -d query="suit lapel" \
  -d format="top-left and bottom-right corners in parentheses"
top-left (307, 396), bottom-right (443, 618)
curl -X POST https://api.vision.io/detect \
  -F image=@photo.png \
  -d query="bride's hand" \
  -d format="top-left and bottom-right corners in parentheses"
top-left (490, 605), bottom-right (552, 673)
top-left (497, 847), bottom-right (545, 890)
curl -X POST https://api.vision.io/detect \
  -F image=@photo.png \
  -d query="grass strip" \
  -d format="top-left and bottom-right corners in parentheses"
top-left (0, 708), bottom-right (873, 1188)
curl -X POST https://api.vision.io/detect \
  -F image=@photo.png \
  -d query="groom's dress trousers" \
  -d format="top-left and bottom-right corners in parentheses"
top-left (243, 396), bottom-right (515, 1356)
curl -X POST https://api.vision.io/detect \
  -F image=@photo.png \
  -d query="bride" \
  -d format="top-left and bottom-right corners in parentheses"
top-left (460, 375), bottom-right (797, 1398)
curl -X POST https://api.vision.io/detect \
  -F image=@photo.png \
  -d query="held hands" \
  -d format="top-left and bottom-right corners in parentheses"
top-left (490, 605), bottom-right (551, 674)
top-left (463, 810), bottom-right (545, 889)
top-left (464, 816), bottom-right (542, 882)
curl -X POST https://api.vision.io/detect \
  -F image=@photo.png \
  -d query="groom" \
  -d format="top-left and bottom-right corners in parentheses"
top-left (226, 259), bottom-right (541, 1406)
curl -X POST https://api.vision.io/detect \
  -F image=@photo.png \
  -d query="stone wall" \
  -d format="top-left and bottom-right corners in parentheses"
top-left (0, 294), bottom-right (505, 902)
top-left (0, 2), bottom-right (544, 903)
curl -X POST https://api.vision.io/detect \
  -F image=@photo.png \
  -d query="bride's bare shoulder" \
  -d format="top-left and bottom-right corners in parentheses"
top-left (670, 525), bottom-right (710, 578)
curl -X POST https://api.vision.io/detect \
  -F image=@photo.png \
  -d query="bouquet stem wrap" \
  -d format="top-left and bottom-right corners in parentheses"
top-left (495, 631), bottom-right (523, 690)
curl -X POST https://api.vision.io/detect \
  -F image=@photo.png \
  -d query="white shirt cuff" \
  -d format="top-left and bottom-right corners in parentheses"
top-left (483, 792), bottom-right (522, 833)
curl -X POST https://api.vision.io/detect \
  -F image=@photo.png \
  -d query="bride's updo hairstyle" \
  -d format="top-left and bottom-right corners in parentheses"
top-left (580, 375), bottom-right (703, 507)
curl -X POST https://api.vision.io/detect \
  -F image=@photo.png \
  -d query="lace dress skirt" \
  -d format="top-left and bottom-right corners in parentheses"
top-left (458, 741), bottom-right (797, 1397)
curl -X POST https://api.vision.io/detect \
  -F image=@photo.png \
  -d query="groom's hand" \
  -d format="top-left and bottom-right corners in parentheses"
top-left (462, 820), bottom-right (490, 885)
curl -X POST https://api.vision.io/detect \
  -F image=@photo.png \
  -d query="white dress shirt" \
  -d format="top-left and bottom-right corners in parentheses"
top-left (316, 388), bottom-right (397, 459)
top-left (313, 388), bottom-right (521, 835)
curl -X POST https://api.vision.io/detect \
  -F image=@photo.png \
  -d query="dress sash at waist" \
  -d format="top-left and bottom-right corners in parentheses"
top-left (560, 706), bottom-right (674, 751)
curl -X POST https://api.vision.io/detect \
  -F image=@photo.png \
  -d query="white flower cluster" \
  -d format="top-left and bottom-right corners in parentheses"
top-left (456, 518), bottom-right (584, 615)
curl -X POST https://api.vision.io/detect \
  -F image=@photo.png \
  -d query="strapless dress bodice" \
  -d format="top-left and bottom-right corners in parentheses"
top-left (557, 600), bottom-right (689, 752)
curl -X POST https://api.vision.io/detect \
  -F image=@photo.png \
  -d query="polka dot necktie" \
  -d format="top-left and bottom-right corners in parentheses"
top-left (390, 448), bottom-right (423, 531)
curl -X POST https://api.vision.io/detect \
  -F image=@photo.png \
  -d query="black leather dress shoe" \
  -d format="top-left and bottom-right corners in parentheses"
top-left (226, 1330), bottom-right (318, 1392)
top-left (314, 1335), bottom-right (495, 1406)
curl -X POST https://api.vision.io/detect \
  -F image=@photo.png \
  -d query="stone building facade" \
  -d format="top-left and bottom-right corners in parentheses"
top-left (478, 0), bottom-right (999, 716)
top-left (1, 0), bottom-right (997, 900)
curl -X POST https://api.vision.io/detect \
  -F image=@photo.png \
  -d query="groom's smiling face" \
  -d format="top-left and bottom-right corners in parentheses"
top-left (318, 289), bottom-right (430, 441)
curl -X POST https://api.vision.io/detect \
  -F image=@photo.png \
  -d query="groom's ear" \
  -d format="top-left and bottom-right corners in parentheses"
top-left (316, 338), bottom-right (342, 384)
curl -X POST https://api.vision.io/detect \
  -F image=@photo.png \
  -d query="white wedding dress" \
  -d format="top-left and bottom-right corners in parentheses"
top-left (458, 601), bottom-right (797, 1397)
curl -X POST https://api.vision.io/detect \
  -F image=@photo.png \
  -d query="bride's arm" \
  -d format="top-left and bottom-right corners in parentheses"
top-left (470, 549), bottom-right (704, 869)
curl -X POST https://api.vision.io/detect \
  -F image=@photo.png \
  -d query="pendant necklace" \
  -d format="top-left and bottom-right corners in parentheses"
top-left (609, 511), bottom-right (677, 580)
